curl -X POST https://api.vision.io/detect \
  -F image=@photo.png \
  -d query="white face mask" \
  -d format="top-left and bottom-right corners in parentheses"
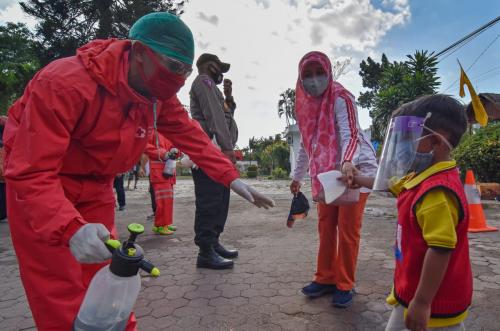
top-left (302, 75), bottom-right (328, 97)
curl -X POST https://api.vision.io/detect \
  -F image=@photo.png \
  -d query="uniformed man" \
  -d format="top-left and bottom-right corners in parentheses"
top-left (190, 53), bottom-right (239, 269)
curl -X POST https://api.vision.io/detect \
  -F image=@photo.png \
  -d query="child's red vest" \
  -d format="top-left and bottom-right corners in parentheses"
top-left (394, 167), bottom-right (472, 317)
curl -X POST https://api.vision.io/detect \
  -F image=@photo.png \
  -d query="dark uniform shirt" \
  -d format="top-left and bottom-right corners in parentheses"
top-left (189, 74), bottom-right (238, 151)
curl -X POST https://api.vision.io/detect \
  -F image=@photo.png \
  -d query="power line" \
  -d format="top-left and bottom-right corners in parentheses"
top-left (475, 71), bottom-right (500, 84)
top-left (434, 16), bottom-right (500, 59)
top-left (472, 65), bottom-right (500, 80)
top-left (438, 33), bottom-right (481, 62)
top-left (467, 34), bottom-right (500, 71)
top-left (442, 33), bottom-right (500, 92)
top-left (443, 63), bottom-right (500, 92)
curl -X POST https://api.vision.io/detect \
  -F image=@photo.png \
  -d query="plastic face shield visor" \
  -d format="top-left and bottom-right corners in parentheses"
top-left (373, 116), bottom-right (426, 192)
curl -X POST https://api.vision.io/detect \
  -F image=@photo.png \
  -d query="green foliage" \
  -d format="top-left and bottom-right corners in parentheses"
top-left (272, 167), bottom-right (288, 179)
top-left (453, 123), bottom-right (500, 183)
top-left (246, 135), bottom-right (290, 176)
top-left (176, 163), bottom-right (192, 176)
top-left (246, 171), bottom-right (258, 178)
top-left (359, 50), bottom-right (440, 142)
top-left (246, 164), bottom-right (258, 178)
top-left (358, 54), bottom-right (389, 109)
top-left (262, 140), bottom-right (290, 175)
top-left (0, 22), bottom-right (39, 114)
top-left (178, 168), bottom-right (192, 177)
top-left (246, 168), bottom-right (258, 178)
top-left (20, 0), bottom-right (186, 65)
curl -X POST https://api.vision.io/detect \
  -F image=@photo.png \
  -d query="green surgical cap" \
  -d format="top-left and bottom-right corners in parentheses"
top-left (129, 12), bottom-right (194, 65)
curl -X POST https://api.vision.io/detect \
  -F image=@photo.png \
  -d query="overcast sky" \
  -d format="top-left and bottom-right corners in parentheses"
top-left (1, 0), bottom-right (499, 148)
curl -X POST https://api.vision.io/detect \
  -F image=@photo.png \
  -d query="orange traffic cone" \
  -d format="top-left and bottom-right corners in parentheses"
top-left (464, 170), bottom-right (497, 233)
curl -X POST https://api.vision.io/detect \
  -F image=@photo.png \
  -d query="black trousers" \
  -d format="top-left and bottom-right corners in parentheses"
top-left (113, 175), bottom-right (126, 208)
top-left (149, 180), bottom-right (156, 213)
top-left (192, 168), bottom-right (230, 248)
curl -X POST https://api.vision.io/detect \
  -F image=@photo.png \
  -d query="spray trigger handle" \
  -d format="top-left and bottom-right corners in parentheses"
top-left (139, 259), bottom-right (160, 277)
top-left (105, 239), bottom-right (121, 253)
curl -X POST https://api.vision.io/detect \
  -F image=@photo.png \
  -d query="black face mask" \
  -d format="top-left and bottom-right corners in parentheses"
top-left (208, 63), bottom-right (223, 85)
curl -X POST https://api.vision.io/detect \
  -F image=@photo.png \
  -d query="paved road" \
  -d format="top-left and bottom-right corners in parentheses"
top-left (1, 179), bottom-right (499, 330)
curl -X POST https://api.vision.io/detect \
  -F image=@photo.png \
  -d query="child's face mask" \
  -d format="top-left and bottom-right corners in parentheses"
top-left (395, 134), bottom-right (436, 175)
top-left (411, 150), bottom-right (434, 174)
top-left (412, 128), bottom-right (453, 173)
top-left (302, 75), bottom-right (328, 97)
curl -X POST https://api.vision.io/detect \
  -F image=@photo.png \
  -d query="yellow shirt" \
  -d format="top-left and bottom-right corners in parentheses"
top-left (387, 161), bottom-right (468, 328)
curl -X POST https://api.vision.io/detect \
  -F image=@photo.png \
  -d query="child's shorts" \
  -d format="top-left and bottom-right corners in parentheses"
top-left (385, 304), bottom-right (465, 331)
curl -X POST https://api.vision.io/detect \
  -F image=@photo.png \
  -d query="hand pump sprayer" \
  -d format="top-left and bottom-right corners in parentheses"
top-left (73, 223), bottom-right (159, 331)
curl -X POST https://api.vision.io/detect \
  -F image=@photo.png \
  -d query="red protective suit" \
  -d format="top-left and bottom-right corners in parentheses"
top-left (144, 133), bottom-right (176, 228)
top-left (3, 39), bottom-right (239, 331)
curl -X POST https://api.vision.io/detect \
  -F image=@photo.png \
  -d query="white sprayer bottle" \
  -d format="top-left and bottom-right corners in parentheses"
top-left (73, 223), bottom-right (159, 331)
top-left (162, 148), bottom-right (179, 178)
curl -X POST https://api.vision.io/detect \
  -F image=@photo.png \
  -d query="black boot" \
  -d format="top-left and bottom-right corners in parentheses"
top-left (197, 246), bottom-right (234, 269)
top-left (214, 242), bottom-right (238, 259)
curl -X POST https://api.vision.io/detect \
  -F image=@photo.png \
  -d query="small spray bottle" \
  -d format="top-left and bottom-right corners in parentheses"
top-left (162, 148), bottom-right (179, 178)
top-left (73, 223), bottom-right (159, 331)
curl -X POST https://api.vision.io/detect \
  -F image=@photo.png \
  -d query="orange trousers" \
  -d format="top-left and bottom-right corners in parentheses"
top-left (152, 181), bottom-right (174, 227)
top-left (314, 192), bottom-right (369, 291)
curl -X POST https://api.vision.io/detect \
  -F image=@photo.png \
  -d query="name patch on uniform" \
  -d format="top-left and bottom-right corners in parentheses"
top-left (202, 79), bottom-right (214, 88)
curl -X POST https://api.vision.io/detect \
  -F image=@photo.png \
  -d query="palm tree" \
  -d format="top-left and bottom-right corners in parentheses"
top-left (369, 50), bottom-right (441, 141)
top-left (278, 88), bottom-right (296, 126)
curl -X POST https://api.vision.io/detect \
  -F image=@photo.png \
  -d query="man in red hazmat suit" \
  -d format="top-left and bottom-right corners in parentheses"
top-left (3, 12), bottom-right (274, 331)
top-left (144, 132), bottom-right (179, 235)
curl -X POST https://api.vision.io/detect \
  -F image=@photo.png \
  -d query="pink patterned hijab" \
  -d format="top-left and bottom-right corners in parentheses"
top-left (295, 51), bottom-right (354, 198)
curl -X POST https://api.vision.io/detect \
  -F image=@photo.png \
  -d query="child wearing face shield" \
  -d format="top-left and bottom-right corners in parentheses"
top-left (290, 51), bottom-right (378, 307)
top-left (364, 94), bottom-right (471, 331)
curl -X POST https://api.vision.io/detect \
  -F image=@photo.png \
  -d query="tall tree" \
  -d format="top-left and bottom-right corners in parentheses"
top-left (258, 139), bottom-right (290, 175)
top-left (0, 22), bottom-right (39, 114)
top-left (277, 88), bottom-right (296, 126)
top-left (20, 0), bottom-right (186, 65)
top-left (359, 51), bottom-right (440, 141)
top-left (247, 135), bottom-right (281, 166)
top-left (358, 54), bottom-right (389, 110)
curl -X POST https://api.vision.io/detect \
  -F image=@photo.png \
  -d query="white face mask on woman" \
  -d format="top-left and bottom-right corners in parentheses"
top-left (302, 75), bottom-right (328, 97)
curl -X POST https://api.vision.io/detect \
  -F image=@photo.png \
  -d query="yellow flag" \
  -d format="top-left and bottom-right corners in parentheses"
top-left (459, 65), bottom-right (488, 126)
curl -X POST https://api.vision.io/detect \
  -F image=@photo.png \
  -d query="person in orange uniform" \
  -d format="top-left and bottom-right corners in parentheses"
top-left (144, 132), bottom-right (179, 235)
top-left (3, 12), bottom-right (274, 331)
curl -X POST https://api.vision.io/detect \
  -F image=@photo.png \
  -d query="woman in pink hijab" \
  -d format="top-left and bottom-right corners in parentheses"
top-left (290, 51), bottom-right (377, 307)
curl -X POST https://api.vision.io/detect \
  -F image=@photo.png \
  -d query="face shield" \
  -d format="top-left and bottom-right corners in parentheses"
top-left (373, 115), bottom-right (426, 193)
